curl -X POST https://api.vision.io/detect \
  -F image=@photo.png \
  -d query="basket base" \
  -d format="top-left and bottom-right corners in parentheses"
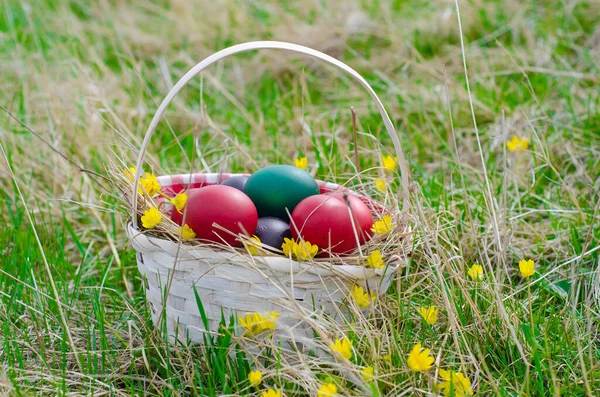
top-left (128, 222), bottom-right (404, 351)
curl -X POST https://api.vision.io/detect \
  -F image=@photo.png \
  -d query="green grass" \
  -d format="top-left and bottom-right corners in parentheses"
top-left (1, 0), bottom-right (599, 395)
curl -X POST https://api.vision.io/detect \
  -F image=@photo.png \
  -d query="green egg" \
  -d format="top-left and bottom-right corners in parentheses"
top-left (245, 165), bottom-right (319, 219)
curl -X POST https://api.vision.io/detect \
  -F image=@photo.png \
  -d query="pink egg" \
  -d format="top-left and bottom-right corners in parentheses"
top-left (291, 193), bottom-right (373, 254)
top-left (171, 185), bottom-right (258, 246)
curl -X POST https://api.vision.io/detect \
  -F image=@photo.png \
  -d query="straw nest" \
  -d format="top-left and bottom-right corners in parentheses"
top-left (109, 165), bottom-right (411, 269)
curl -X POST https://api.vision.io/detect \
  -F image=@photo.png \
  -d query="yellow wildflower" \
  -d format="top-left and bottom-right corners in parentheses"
top-left (293, 240), bottom-right (319, 261)
top-left (371, 215), bottom-right (393, 235)
top-left (366, 250), bottom-right (385, 269)
top-left (519, 259), bottom-right (535, 278)
top-left (407, 343), bottom-right (434, 372)
top-left (506, 136), bottom-right (529, 152)
top-left (139, 172), bottom-right (161, 196)
top-left (125, 166), bottom-right (136, 181)
top-left (281, 237), bottom-right (295, 257)
top-left (281, 237), bottom-right (318, 260)
top-left (171, 193), bottom-right (187, 212)
top-left (294, 157), bottom-right (308, 170)
top-left (418, 306), bottom-right (438, 325)
top-left (330, 337), bottom-right (352, 360)
top-left (262, 311), bottom-right (279, 331)
top-left (361, 366), bottom-right (374, 381)
top-left (141, 207), bottom-right (162, 229)
top-left (317, 383), bottom-right (337, 397)
top-left (239, 313), bottom-right (263, 334)
top-left (374, 178), bottom-right (386, 192)
top-left (438, 369), bottom-right (473, 397)
top-left (126, 167), bottom-right (161, 196)
top-left (180, 224), bottom-right (196, 241)
top-left (351, 285), bottom-right (376, 308)
top-left (239, 311), bottom-right (279, 335)
top-left (261, 389), bottom-right (281, 397)
top-left (246, 235), bottom-right (262, 256)
top-left (382, 155), bottom-right (398, 173)
top-left (248, 370), bottom-right (262, 387)
top-left (467, 264), bottom-right (483, 281)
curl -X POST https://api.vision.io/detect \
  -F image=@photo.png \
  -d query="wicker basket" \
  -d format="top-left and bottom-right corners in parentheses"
top-left (126, 41), bottom-right (412, 347)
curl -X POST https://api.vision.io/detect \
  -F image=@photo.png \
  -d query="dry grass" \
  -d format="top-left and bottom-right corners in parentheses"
top-left (1, 0), bottom-right (599, 395)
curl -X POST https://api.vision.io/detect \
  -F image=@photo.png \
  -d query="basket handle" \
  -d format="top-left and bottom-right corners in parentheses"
top-left (132, 41), bottom-right (411, 228)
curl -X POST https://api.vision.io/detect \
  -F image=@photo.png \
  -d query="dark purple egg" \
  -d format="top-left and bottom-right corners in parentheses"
top-left (220, 175), bottom-right (249, 192)
top-left (256, 217), bottom-right (292, 250)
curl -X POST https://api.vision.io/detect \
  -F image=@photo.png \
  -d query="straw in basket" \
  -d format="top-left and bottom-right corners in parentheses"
top-left (125, 41), bottom-right (412, 350)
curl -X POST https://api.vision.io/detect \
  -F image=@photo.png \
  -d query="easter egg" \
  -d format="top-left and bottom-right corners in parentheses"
top-left (221, 175), bottom-right (249, 192)
top-left (329, 193), bottom-right (374, 242)
top-left (255, 217), bottom-right (291, 250)
top-left (291, 193), bottom-right (373, 254)
top-left (171, 185), bottom-right (257, 246)
top-left (245, 165), bottom-right (319, 219)
top-left (171, 204), bottom-right (183, 226)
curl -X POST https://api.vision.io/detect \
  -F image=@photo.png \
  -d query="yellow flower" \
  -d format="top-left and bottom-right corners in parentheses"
top-left (281, 237), bottom-right (295, 257)
top-left (330, 337), bottom-right (353, 360)
top-left (351, 285), bottom-right (376, 308)
top-left (281, 238), bottom-right (318, 260)
top-left (317, 383), bottom-right (337, 397)
top-left (374, 178), bottom-right (386, 192)
top-left (361, 366), bottom-right (374, 381)
top-left (418, 306), bottom-right (438, 325)
top-left (139, 172), bottom-right (161, 196)
top-left (141, 207), bottom-right (162, 229)
top-left (126, 167), bottom-right (161, 196)
top-left (245, 235), bottom-right (262, 256)
top-left (371, 215), bottom-right (393, 235)
top-left (365, 250), bottom-right (385, 269)
top-left (382, 155), bottom-right (398, 173)
top-left (179, 224), bottom-right (196, 241)
top-left (125, 166), bottom-right (136, 181)
top-left (262, 311), bottom-right (279, 331)
top-left (171, 193), bottom-right (187, 212)
top-left (239, 313), bottom-right (262, 335)
top-left (467, 264), bottom-right (483, 281)
top-left (506, 136), bottom-right (529, 152)
top-left (261, 389), bottom-right (281, 397)
top-left (248, 370), bottom-right (262, 387)
top-left (294, 157), bottom-right (308, 170)
top-left (519, 259), bottom-right (535, 278)
top-left (438, 369), bottom-right (473, 397)
top-left (293, 240), bottom-right (319, 261)
top-left (238, 311), bottom-right (279, 335)
top-left (407, 343), bottom-right (434, 372)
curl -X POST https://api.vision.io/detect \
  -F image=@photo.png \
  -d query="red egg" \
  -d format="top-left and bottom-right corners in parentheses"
top-left (290, 193), bottom-right (373, 254)
top-left (171, 185), bottom-right (258, 246)
top-left (329, 193), bottom-right (374, 241)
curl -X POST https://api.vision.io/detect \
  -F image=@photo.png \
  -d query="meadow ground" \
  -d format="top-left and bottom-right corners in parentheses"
top-left (1, 0), bottom-right (599, 395)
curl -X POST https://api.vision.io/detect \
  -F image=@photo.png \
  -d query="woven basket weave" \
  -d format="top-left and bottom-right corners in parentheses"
top-left (127, 41), bottom-right (412, 347)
